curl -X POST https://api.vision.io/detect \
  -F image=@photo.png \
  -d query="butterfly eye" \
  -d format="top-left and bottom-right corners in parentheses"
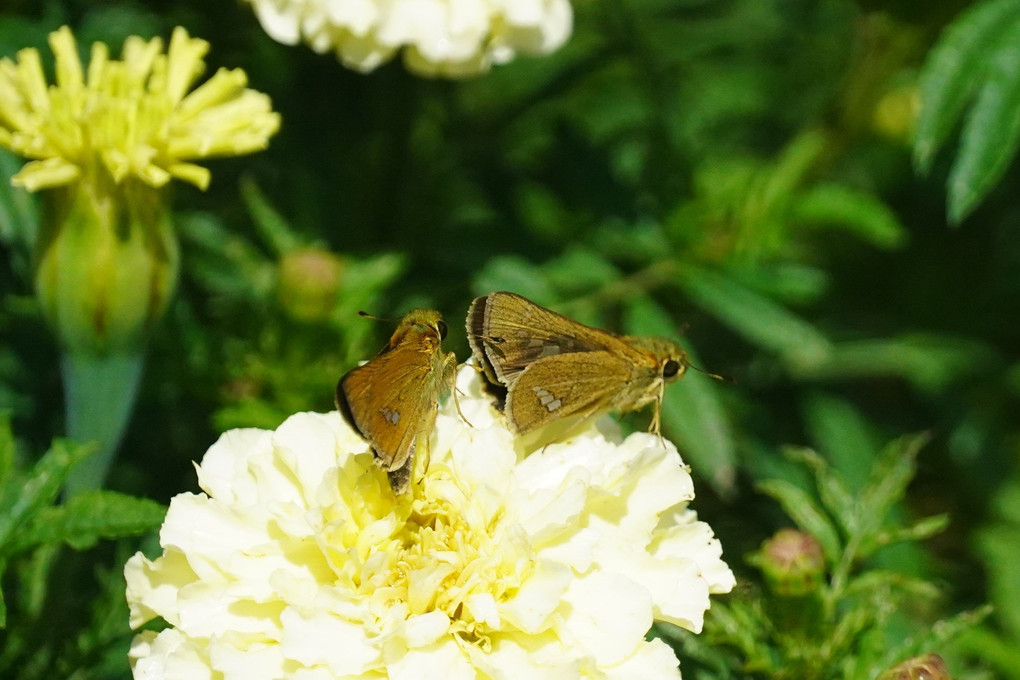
top-left (436, 319), bottom-right (449, 340)
top-left (662, 359), bottom-right (681, 378)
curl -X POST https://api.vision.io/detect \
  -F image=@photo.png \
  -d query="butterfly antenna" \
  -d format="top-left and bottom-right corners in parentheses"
top-left (358, 310), bottom-right (395, 322)
top-left (689, 363), bottom-right (734, 384)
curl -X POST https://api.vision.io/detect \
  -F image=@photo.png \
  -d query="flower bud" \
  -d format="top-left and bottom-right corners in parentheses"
top-left (754, 529), bottom-right (826, 596)
top-left (277, 248), bottom-right (344, 322)
top-left (873, 85), bottom-right (920, 143)
top-left (878, 653), bottom-right (951, 680)
top-left (33, 175), bottom-right (178, 355)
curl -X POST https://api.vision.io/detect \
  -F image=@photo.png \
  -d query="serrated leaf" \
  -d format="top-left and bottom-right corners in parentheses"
top-left (873, 514), bottom-right (950, 550)
top-left (858, 434), bottom-right (928, 537)
top-left (792, 183), bottom-right (907, 250)
top-left (948, 14), bottom-right (1020, 222)
top-left (755, 478), bottom-right (842, 563)
top-left (881, 605), bottom-right (993, 672)
top-left (785, 447), bottom-right (858, 537)
top-left (915, 0), bottom-right (1020, 172)
top-left (678, 265), bottom-right (832, 369)
top-left (5, 491), bottom-right (165, 555)
top-left (0, 439), bottom-right (92, 554)
top-left (844, 569), bottom-right (941, 602)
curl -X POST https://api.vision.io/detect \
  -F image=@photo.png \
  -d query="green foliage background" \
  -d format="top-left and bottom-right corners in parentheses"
top-left (1, 0), bottom-right (1019, 678)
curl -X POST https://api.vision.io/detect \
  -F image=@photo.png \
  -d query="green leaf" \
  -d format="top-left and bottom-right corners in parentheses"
top-left (915, 0), bottom-right (1020, 172)
top-left (755, 478), bottom-right (841, 564)
top-left (858, 434), bottom-right (928, 538)
top-left (544, 248), bottom-right (621, 295)
top-left (976, 522), bottom-right (1020, 641)
top-left (874, 514), bottom-right (950, 549)
top-left (623, 296), bottom-right (737, 492)
top-left (678, 265), bottom-right (832, 369)
top-left (791, 183), bottom-right (908, 250)
top-left (801, 392), bottom-right (879, 493)
top-left (0, 562), bottom-right (6, 629)
top-left (5, 491), bottom-right (166, 555)
top-left (240, 176), bottom-right (303, 256)
top-left (948, 14), bottom-right (1020, 222)
top-left (785, 447), bottom-right (857, 537)
top-left (472, 256), bottom-right (556, 303)
top-left (0, 439), bottom-right (92, 555)
top-left (789, 334), bottom-right (994, 394)
top-left (0, 413), bottom-right (14, 485)
top-left (0, 148), bottom-right (39, 274)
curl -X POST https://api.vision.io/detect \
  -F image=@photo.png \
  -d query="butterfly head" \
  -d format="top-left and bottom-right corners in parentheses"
top-left (388, 309), bottom-right (448, 353)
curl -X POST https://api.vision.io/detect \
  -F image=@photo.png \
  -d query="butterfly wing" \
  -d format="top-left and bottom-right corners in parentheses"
top-left (468, 292), bottom-right (623, 387)
top-left (504, 351), bottom-right (633, 435)
top-left (336, 345), bottom-right (444, 472)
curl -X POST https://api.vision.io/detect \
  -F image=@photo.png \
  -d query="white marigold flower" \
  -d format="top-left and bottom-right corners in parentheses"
top-left (242, 0), bottom-right (573, 77)
top-left (125, 367), bottom-right (734, 679)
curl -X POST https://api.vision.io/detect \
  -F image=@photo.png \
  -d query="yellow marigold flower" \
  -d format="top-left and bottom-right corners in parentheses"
top-left (0, 25), bottom-right (281, 192)
top-left (125, 368), bottom-right (735, 679)
top-left (242, 0), bottom-right (573, 77)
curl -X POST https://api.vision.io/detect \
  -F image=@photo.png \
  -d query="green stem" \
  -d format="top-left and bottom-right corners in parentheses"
top-left (61, 351), bottom-right (145, 493)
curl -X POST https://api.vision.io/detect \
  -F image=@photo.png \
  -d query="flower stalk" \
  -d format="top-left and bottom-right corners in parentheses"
top-left (0, 25), bottom-right (280, 489)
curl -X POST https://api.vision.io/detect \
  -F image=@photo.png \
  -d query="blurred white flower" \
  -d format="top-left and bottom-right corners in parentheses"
top-left (242, 0), bottom-right (573, 77)
top-left (126, 367), bottom-right (734, 679)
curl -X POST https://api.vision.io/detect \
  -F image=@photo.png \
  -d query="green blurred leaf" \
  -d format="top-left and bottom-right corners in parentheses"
top-left (0, 414), bottom-right (13, 485)
top-left (5, 491), bottom-right (165, 555)
top-left (948, 14), bottom-right (1020, 223)
top-left (914, 0), bottom-right (1020, 172)
top-left (785, 447), bottom-right (857, 537)
top-left (241, 176), bottom-right (303, 256)
top-left (876, 514), bottom-right (950, 549)
top-left (790, 334), bottom-right (995, 394)
top-left (857, 434), bottom-right (928, 544)
top-left (0, 565), bottom-right (6, 628)
top-left (730, 263), bottom-right (830, 306)
top-left (977, 484), bottom-right (1020, 641)
top-left (755, 478), bottom-right (842, 564)
top-left (624, 296), bottom-right (737, 492)
top-left (472, 256), bottom-right (556, 302)
top-left (0, 439), bottom-right (92, 556)
top-left (678, 265), bottom-right (832, 368)
top-left (544, 248), bottom-right (621, 295)
top-left (801, 392), bottom-right (880, 492)
top-left (792, 183), bottom-right (908, 250)
top-left (0, 148), bottom-right (39, 275)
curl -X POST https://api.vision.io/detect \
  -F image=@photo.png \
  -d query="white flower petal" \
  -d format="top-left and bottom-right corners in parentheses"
top-left (126, 369), bottom-right (731, 678)
top-left (209, 638), bottom-right (288, 680)
top-left (280, 607), bottom-right (380, 675)
top-left (387, 639), bottom-right (475, 680)
top-left (561, 572), bottom-right (653, 666)
top-left (242, 0), bottom-right (573, 76)
top-left (130, 628), bottom-right (213, 680)
top-left (604, 638), bottom-right (682, 680)
top-left (498, 560), bottom-right (572, 633)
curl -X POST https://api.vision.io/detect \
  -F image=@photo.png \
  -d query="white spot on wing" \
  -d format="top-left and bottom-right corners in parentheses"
top-left (380, 407), bottom-right (400, 425)
top-left (532, 386), bottom-right (563, 412)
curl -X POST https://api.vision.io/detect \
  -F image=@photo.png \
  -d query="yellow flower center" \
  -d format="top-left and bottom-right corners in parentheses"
top-left (321, 455), bottom-right (532, 645)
